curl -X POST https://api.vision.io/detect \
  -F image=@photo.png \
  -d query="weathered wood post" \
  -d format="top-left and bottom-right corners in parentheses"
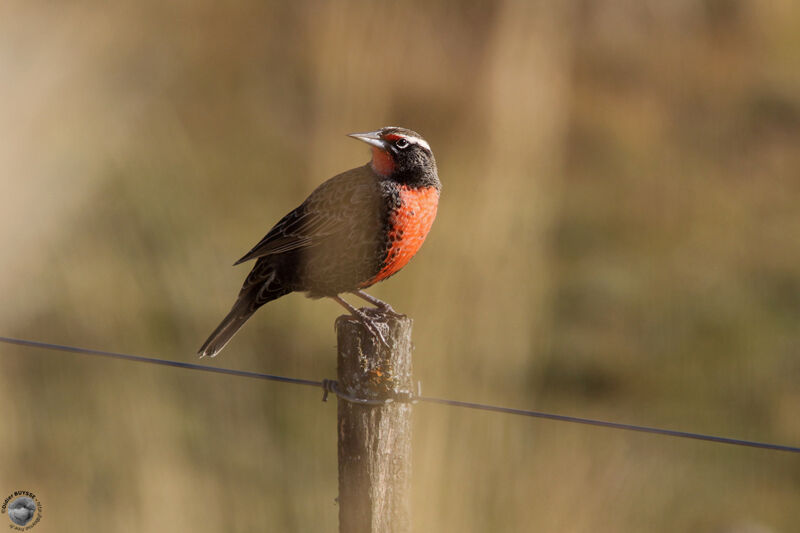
top-left (335, 308), bottom-right (413, 533)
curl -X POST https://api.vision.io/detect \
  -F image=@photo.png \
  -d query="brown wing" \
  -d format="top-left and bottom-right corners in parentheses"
top-left (233, 166), bottom-right (378, 266)
top-left (233, 208), bottom-right (344, 265)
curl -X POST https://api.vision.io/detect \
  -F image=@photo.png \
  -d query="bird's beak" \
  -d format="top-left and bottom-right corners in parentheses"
top-left (348, 130), bottom-right (388, 150)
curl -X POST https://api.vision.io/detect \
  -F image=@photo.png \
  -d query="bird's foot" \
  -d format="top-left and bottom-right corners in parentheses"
top-left (350, 307), bottom-right (392, 349)
top-left (332, 295), bottom-right (392, 349)
top-left (350, 289), bottom-right (406, 319)
top-left (376, 302), bottom-right (405, 319)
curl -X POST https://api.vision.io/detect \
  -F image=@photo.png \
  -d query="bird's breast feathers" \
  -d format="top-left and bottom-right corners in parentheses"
top-left (364, 185), bottom-right (439, 286)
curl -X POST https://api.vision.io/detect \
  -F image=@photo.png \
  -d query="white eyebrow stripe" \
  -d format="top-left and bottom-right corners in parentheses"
top-left (398, 134), bottom-right (431, 152)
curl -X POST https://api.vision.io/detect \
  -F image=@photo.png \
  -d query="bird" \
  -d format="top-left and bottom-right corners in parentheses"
top-left (198, 126), bottom-right (440, 357)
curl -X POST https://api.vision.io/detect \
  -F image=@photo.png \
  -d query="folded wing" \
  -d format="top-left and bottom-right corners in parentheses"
top-left (233, 207), bottom-right (347, 265)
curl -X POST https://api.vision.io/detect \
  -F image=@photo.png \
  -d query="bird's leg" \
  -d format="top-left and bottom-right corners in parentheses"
top-left (350, 289), bottom-right (406, 318)
top-left (331, 295), bottom-right (391, 349)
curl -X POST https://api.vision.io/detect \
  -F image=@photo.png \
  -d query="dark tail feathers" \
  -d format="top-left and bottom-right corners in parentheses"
top-left (198, 298), bottom-right (256, 358)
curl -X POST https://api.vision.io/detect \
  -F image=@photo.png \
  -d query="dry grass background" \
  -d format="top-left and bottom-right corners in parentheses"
top-left (1, 1), bottom-right (799, 531)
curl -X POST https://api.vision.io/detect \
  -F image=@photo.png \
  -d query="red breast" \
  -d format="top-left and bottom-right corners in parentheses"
top-left (363, 185), bottom-right (440, 286)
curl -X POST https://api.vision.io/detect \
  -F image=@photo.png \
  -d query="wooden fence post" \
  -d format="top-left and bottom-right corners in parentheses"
top-left (335, 308), bottom-right (413, 533)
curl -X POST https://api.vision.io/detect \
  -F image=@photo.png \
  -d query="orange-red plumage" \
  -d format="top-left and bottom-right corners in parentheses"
top-left (370, 146), bottom-right (395, 176)
top-left (364, 185), bottom-right (439, 286)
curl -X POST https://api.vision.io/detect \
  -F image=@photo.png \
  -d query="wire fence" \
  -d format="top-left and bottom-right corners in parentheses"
top-left (1, 335), bottom-right (798, 454)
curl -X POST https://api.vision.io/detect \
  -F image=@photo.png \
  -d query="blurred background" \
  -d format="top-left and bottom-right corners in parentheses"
top-left (1, 1), bottom-right (799, 531)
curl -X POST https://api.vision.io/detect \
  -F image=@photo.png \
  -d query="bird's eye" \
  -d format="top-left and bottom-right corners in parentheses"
top-left (394, 138), bottom-right (410, 149)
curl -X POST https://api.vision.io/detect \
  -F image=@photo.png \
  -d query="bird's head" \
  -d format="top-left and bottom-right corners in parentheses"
top-left (349, 127), bottom-right (439, 188)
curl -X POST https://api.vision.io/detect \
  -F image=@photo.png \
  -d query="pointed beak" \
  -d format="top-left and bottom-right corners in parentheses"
top-left (348, 130), bottom-right (388, 150)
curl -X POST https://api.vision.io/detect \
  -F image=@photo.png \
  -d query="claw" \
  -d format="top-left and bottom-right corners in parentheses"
top-left (350, 289), bottom-right (406, 318)
top-left (331, 295), bottom-right (392, 349)
top-left (354, 309), bottom-right (391, 349)
top-left (378, 303), bottom-right (405, 319)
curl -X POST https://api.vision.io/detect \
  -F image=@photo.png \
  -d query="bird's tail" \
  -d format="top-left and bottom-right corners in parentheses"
top-left (198, 297), bottom-right (257, 358)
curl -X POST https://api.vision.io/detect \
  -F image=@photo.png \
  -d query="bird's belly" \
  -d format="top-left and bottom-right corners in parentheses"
top-left (298, 250), bottom-right (378, 296)
top-left (362, 185), bottom-right (439, 286)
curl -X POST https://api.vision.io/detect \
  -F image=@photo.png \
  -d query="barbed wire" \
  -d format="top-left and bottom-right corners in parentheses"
top-left (0, 336), bottom-right (322, 388)
top-left (1, 335), bottom-right (798, 454)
